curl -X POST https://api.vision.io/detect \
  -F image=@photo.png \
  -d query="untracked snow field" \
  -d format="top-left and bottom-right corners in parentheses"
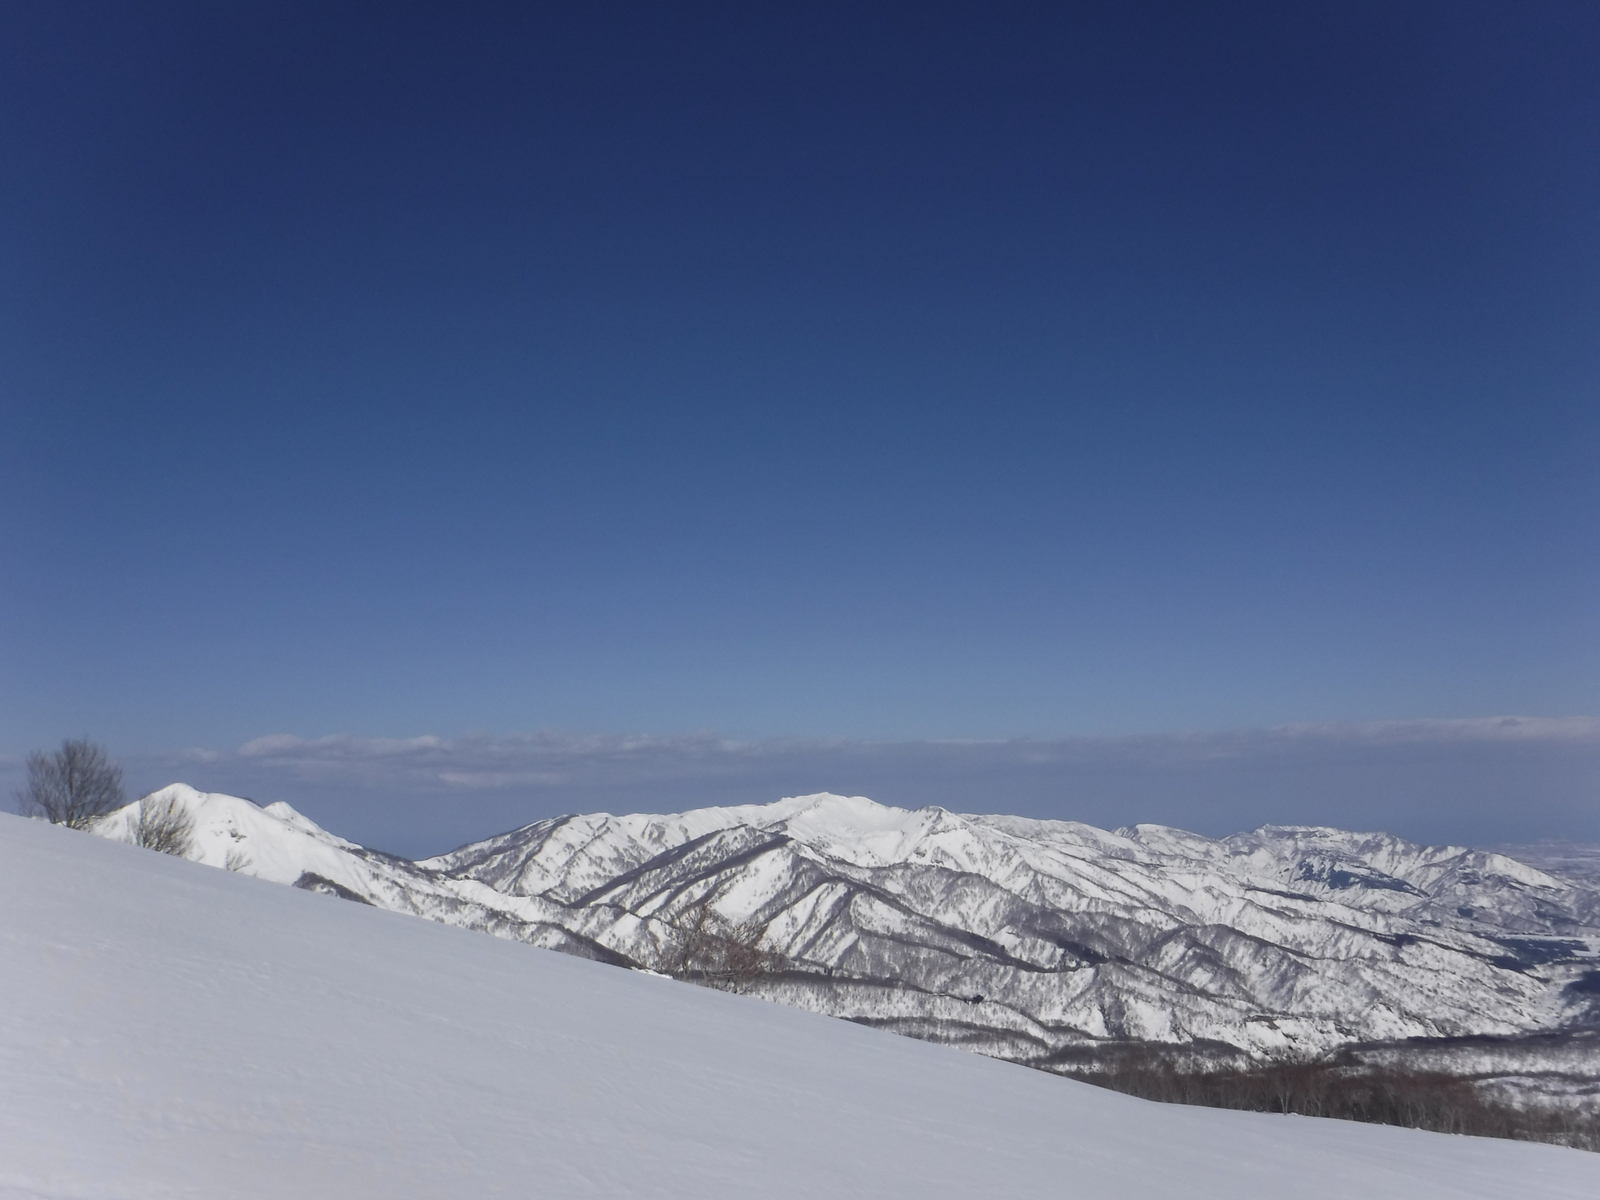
top-left (2, 816), bottom-right (1593, 1199)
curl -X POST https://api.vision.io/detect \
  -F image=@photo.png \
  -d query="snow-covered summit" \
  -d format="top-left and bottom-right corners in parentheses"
top-left (97, 783), bottom-right (364, 882)
top-left (750, 792), bottom-right (956, 866)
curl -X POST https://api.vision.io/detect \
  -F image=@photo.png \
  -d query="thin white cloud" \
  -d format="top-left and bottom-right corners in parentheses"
top-left (1269, 716), bottom-right (1600, 744)
top-left (181, 717), bottom-right (1600, 793)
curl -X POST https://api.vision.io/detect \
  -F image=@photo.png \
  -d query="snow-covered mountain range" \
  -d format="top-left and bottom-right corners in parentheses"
top-left (96, 786), bottom-right (1600, 1075)
top-left (16, 811), bottom-right (1595, 1197)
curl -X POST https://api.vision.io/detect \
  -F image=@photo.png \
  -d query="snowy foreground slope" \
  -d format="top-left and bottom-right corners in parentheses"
top-left (94, 786), bottom-right (1600, 1076)
top-left (4, 815), bottom-right (1595, 1199)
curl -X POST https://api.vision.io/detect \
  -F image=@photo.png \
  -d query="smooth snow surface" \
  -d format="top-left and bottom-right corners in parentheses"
top-left (3, 816), bottom-right (1594, 1199)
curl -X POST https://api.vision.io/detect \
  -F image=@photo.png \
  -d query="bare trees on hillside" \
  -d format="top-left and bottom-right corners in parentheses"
top-left (1064, 1048), bottom-right (1600, 1151)
top-left (16, 739), bottom-right (194, 859)
top-left (663, 898), bottom-right (788, 994)
top-left (133, 791), bottom-right (195, 857)
top-left (16, 739), bottom-right (126, 829)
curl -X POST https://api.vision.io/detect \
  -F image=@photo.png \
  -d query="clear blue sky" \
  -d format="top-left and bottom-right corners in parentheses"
top-left (3, 3), bottom-right (1596, 847)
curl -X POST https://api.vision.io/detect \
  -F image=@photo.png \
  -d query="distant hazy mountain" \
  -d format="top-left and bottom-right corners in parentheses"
top-left (93, 785), bottom-right (1600, 1085)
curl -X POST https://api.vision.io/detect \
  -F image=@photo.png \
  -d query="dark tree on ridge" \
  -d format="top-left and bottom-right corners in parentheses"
top-left (18, 739), bottom-right (126, 829)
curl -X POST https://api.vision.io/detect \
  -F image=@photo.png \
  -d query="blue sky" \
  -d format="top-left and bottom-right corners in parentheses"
top-left (3, 3), bottom-right (1597, 850)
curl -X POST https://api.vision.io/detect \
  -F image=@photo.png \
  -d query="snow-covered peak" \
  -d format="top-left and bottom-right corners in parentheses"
top-left (752, 793), bottom-right (951, 866)
top-left (95, 784), bottom-right (364, 886)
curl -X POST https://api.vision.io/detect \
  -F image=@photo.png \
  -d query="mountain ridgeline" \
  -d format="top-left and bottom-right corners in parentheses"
top-left (96, 788), bottom-right (1600, 1103)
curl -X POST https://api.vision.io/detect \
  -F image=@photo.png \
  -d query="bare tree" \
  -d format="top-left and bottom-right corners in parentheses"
top-left (132, 791), bottom-right (194, 857)
top-left (224, 847), bottom-right (252, 873)
top-left (17, 739), bottom-right (126, 829)
top-left (664, 897), bottom-right (788, 994)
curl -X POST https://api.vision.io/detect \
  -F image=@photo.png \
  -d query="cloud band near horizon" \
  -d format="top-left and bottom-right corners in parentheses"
top-left (191, 715), bottom-right (1600, 791)
top-left (2, 716), bottom-right (1590, 858)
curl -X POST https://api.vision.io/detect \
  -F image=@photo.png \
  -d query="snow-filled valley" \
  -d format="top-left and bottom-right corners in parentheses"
top-left (4, 810), bottom-right (1596, 1198)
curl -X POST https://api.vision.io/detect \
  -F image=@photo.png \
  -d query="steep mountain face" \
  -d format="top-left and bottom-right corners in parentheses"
top-left (97, 786), bottom-right (1600, 1069)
